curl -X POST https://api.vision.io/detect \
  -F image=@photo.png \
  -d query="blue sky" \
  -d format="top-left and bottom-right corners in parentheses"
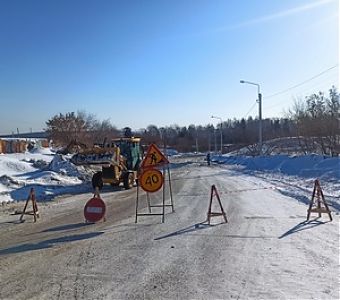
top-left (0, 0), bottom-right (338, 134)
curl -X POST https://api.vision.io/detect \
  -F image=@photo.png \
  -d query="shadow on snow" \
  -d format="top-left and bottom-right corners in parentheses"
top-left (278, 217), bottom-right (330, 239)
top-left (41, 222), bottom-right (93, 233)
top-left (0, 232), bottom-right (104, 256)
top-left (154, 222), bottom-right (224, 241)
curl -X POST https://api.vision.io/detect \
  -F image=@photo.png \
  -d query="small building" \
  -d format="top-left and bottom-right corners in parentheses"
top-left (0, 131), bottom-right (50, 154)
top-left (0, 139), bottom-right (5, 153)
top-left (0, 139), bottom-right (27, 154)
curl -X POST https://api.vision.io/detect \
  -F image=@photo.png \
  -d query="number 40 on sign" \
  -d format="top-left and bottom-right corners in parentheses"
top-left (140, 169), bottom-right (164, 193)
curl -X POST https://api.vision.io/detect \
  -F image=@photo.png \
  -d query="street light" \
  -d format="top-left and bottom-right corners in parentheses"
top-left (211, 115), bottom-right (223, 154)
top-left (195, 126), bottom-right (199, 153)
top-left (240, 80), bottom-right (262, 155)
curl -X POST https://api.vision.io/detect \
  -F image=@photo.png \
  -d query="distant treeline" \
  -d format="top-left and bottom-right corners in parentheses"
top-left (45, 87), bottom-right (339, 156)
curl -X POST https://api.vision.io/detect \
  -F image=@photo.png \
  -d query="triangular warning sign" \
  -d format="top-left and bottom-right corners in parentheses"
top-left (206, 185), bottom-right (227, 225)
top-left (307, 179), bottom-right (332, 221)
top-left (141, 143), bottom-right (169, 169)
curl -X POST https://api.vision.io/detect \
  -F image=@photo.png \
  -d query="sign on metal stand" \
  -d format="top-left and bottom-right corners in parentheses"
top-left (135, 144), bottom-right (174, 223)
top-left (84, 187), bottom-right (106, 223)
top-left (140, 168), bottom-right (164, 193)
top-left (140, 143), bottom-right (169, 169)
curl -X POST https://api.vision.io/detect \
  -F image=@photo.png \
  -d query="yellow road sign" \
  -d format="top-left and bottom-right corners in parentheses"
top-left (141, 144), bottom-right (169, 169)
top-left (140, 169), bottom-right (163, 193)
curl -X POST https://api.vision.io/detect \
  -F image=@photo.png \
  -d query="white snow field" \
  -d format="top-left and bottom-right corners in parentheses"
top-left (0, 148), bottom-right (91, 204)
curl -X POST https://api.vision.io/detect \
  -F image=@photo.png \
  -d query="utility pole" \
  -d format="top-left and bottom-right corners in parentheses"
top-left (211, 116), bottom-right (223, 154)
top-left (258, 92), bottom-right (262, 155)
top-left (214, 128), bottom-right (217, 153)
top-left (219, 121), bottom-right (223, 154)
top-left (240, 80), bottom-right (262, 155)
top-left (208, 130), bottom-right (211, 152)
top-left (195, 127), bottom-right (199, 153)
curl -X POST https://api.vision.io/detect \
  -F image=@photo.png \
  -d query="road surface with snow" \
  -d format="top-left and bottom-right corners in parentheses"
top-left (0, 156), bottom-right (338, 300)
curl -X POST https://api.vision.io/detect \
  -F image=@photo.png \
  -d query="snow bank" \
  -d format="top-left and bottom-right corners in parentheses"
top-left (213, 154), bottom-right (340, 180)
top-left (0, 154), bottom-right (37, 176)
top-left (48, 154), bottom-right (83, 177)
top-left (29, 147), bottom-right (54, 155)
top-left (212, 154), bottom-right (340, 211)
top-left (0, 151), bottom-right (90, 203)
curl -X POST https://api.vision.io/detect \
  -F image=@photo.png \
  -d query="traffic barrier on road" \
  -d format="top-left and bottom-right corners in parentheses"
top-left (206, 185), bottom-right (228, 225)
top-left (135, 144), bottom-right (174, 223)
top-left (84, 188), bottom-right (106, 223)
top-left (307, 179), bottom-right (332, 221)
top-left (19, 188), bottom-right (40, 223)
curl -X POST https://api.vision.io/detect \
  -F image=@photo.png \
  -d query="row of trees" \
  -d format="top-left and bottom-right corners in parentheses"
top-left (45, 111), bottom-right (119, 147)
top-left (288, 87), bottom-right (339, 156)
top-left (45, 87), bottom-right (339, 155)
top-left (139, 118), bottom-right (295, 153)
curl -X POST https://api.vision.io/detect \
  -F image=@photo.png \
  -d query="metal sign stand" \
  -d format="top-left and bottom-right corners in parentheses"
top-left (307, 179), bottom-right (332, 221)
top-left (135, 165), bottom-right (174, 223)
top-left (206, 185), bottom-right (227, 225)
top-left (94, 187), bottom-right (106, 222)
top-left (94, 186), bottom-right (101, 198)
top-left (19, 188), bottom-right (40, 223)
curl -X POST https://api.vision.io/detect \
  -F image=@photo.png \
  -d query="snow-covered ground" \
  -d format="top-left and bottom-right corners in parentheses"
top-left (0, 148), bottom-right (339, 215)
top-left (212, 153), bottom-right (340, 212)
top-left (0, 148), bottom-right (91, 203)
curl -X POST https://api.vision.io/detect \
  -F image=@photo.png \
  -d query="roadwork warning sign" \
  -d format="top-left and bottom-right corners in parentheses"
top-left (141, 143), bottom-right (169, 169)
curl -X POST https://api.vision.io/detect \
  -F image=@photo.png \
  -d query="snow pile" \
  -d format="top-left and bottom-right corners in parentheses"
top-left (0, 151), bottom-right (90, 203)
top-left (48, 154), bottom-right (82, 177)
top-left (212, 153), bottom-right (340, 211)
top-left (0, 154), bottom-right (37, 176)
top-left (213, 154), bottom-right (339, 180)
top-left (29, 146), bottom-right (54, 155)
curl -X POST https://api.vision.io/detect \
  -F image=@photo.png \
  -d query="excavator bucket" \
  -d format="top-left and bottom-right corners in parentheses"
top-left (70, 146), bottom-right (120, 166)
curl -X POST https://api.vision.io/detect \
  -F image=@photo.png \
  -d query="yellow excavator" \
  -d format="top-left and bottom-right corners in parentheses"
top-left (71, 137), bottom-right (143, 190)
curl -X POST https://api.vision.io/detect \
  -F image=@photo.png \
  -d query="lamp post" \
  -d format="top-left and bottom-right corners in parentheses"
top-left (195, 126), bottom-right (199, 153)
top-left (213, 127), bottom-right (217, 153)
top-left (240, 80), bottom-right (262, 155)
top-left (211, 115), bottom-right (223, 154)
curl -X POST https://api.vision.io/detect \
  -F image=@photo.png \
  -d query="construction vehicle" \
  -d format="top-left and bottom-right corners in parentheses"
top-left (71, 137), bottom-right (143, 190)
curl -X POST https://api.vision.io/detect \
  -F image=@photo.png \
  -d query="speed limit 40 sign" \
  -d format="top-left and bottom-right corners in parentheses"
top-left (140, 169), bottom-right (163, 193)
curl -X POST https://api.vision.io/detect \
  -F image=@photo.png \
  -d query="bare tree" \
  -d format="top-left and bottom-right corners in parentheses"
top-left (46, 111), bottom-right (118, 148)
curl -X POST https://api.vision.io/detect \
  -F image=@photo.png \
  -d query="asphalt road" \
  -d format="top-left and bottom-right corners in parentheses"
top-left (0, 156), bottom-right (338, 300)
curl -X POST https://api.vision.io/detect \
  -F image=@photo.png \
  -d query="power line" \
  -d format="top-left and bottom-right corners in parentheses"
top-left (266, 74), bottom-right (338, 110)
top-left (243, 102), bottom-right (257, 119)
top-left (265, 64), bottom-right (339, 99)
